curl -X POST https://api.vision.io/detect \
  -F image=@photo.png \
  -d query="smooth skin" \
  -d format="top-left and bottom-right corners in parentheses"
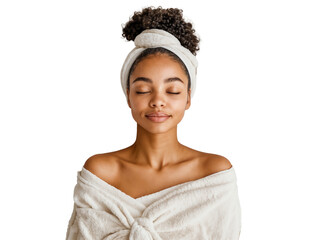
top-left (84, 53), bottom-right (232, 199)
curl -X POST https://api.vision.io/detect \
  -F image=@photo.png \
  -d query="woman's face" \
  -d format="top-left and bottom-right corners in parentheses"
top-left (127, 53), bottom-right (191, 134)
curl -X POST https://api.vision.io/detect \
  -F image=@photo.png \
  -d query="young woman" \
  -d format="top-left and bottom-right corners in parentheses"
top-left (66, 7), bottom-right (241, 240)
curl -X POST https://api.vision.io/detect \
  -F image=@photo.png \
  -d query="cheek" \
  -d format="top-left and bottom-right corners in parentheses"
top-left (129, 99), bottom-right (145, 114)
top-left (170, 100), bottom-right (188, 117)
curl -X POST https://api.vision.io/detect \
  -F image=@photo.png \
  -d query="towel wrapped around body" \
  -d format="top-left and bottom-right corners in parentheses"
top-left (66, 166), bottom-right (241, 240)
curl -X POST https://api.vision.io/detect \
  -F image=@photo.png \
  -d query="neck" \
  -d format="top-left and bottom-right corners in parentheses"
top-left (130, 124), bottom-right (183, 171)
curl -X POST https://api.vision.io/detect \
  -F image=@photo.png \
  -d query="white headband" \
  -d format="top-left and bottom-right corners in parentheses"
top-left (120, 29), bottom-right (198, 99)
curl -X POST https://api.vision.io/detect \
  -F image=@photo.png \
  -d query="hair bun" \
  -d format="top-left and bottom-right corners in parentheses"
top-left (122, 7), bottom-right (200, 55)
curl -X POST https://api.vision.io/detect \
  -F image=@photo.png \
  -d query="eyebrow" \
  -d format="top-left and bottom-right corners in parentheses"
top-left (132, 77), bottom-right (184, 84)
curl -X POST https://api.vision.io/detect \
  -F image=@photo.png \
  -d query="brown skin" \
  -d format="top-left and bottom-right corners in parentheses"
top-left (84, 53), bottom-right (232, 199)
top-left (126, 53), bottom-right (191, 169)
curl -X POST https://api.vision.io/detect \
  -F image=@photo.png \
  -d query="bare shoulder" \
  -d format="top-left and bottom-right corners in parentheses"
top-left (83, 153), bottom-right (120, 183)
top-left (202, 153), bottom-right (233, 174)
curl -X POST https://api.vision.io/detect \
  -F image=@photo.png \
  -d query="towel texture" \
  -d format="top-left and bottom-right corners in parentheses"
top-left (66, 166), bottom-right (241, 240)
top-left (120, 29), bottom-right (198, 100)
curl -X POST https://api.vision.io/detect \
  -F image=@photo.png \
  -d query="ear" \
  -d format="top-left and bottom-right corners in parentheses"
top-left (185, 89), bottom-right (191, 110)
top-left (126, 88), bottom-right (131, 108)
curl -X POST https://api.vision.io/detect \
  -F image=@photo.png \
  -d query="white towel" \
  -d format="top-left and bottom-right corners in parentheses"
top-left (66, 166), bottom-right (241, 240)
top-left (120, 29), bottom-right (198, 100)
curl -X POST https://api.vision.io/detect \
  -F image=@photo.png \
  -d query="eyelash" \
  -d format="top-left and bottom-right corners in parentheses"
top-left (136, 91), bottom-right (181, 95)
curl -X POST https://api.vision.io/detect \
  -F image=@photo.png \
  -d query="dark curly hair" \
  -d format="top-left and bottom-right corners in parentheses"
top-left (122, 6), bottom-right (200, 55)
top-left (122, 7), bottom-right (199, 91)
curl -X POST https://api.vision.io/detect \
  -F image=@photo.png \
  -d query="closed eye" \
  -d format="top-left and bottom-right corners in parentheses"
top-left (136, 91), bottom-right (180, 94)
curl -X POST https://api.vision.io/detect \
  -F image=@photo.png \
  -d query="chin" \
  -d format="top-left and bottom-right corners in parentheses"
top-left (140, 123), bottom-right (174, 134)
top-left (136, 116), bottom-right (181, 134)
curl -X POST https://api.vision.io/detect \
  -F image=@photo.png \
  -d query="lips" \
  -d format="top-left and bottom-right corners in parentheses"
top-left (145, 112), bottom-right (171, 123)
top-left (146, 112), bottom-right (170, 117)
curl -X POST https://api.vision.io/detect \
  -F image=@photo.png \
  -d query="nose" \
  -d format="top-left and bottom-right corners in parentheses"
top-left (149, 92), bottom-right (166, 108)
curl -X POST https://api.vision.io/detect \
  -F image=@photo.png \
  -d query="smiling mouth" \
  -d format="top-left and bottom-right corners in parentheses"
top-left (146, 114), bottom-right (169, 117)
top-left (145, 113), bottom-right (171, 123)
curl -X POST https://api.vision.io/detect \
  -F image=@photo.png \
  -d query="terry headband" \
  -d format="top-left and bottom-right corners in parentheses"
top-left (120, 29), bottom-right (198, 99)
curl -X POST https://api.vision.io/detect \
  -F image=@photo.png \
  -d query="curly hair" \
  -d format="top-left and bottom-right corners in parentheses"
top-left (122, 7), bottom-right (199, 92)
top-left (122, 6), bottom-right (200, 55)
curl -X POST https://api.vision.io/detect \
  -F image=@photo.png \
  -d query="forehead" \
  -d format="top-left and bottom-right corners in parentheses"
top-left (130, 54), bottom-right (188, 83)
top-left (132, 77), bottom-right (184, 86)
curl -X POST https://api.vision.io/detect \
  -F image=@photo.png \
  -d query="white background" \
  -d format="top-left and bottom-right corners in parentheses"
top-left (1, 0), bottom-right (318, 239)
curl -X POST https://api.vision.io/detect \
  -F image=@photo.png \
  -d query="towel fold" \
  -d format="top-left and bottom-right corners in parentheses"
top-left (66, 166), bottom-right (241, 240)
